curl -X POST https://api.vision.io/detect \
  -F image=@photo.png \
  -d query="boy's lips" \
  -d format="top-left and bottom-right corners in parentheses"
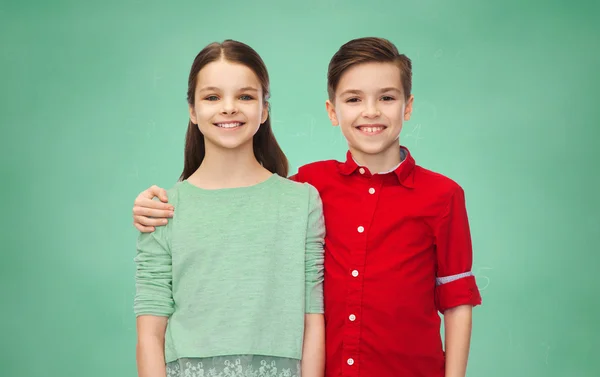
top-left (356, 124), bottom-right (387, 135)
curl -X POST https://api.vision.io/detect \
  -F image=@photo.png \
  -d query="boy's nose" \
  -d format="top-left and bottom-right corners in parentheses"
top-left (362, 103), bottom-right (381, 118)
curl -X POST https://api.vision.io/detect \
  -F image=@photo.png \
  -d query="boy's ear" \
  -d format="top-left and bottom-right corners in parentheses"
top-left (325, 100), bottom-right (339, 126)
top-left (404, 95), bottom-right (414, 121)
top-left (261, 101), bottom-right (269, 124)
top-left (188, 103), bottom-right (198, 125)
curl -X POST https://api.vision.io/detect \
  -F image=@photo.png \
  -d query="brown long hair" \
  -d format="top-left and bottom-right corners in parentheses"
top-left (179, 40), bottom-right (288, 181)
top-left (327, 37), bottom-right (412, 101)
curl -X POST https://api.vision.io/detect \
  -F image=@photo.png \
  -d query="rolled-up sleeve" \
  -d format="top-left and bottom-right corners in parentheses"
top-left (434, 185), bottom-right (482, 313)
top-left (304, 185), bottom-right (325, 314)
top-left (134, 227), bottom-right (174, 317)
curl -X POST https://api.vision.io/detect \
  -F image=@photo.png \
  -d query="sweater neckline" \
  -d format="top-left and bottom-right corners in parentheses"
top-left (180, 173), bottom-right (280, 194)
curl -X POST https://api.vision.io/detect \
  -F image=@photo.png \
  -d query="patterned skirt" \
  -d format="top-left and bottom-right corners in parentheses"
top-left (166, 355), bottom-right (301, 377)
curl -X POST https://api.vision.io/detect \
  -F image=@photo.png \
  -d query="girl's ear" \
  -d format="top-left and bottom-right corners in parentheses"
top-left (325, 100), bottom-right (339, 126)
top-left (261, 101), bottom-right (269, 124)
top-left (189, 103), bottom-right (198, 125)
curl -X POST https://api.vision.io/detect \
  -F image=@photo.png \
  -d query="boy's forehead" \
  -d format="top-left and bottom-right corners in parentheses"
top-left (337, 62), bottom-right (404, 93)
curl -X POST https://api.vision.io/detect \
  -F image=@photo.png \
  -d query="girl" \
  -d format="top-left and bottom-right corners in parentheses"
top-left (134, 40), bottom-right (325, 377)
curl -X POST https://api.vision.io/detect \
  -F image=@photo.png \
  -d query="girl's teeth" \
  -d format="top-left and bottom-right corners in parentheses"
top-left (217, 122), bottom-right (242, 128)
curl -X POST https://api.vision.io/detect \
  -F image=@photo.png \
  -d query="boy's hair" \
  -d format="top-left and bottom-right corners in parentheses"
top-left (180, 39), bottom-right (288, 180)
top-left (327, 37), bottom-right (412, 101)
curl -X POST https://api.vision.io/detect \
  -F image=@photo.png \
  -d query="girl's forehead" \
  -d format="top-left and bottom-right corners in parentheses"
top-left (198, 60), bottom-right (261, 87)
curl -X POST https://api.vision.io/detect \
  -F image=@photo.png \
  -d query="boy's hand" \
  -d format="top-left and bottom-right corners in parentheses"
top-left (132, 185), bottom-right (174, 233)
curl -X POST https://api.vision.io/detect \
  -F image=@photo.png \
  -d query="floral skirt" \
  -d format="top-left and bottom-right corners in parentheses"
top-left (166, 355), bottom-right (301, 377)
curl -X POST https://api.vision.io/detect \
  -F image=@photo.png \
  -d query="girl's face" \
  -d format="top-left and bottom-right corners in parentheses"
top-left (326, 61), bottom-right (413, 158)
top-left (189, 59), bottom-right (268, 152)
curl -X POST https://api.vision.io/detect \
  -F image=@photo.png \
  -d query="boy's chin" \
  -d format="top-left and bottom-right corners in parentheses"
top-left (350, 142), bottom-right (396, 156)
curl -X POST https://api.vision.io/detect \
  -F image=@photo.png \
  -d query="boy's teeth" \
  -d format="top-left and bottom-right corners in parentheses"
top-left (361, 126), bottom-right (384, 133)
top-left (217, 122), bottom-right (242, 128)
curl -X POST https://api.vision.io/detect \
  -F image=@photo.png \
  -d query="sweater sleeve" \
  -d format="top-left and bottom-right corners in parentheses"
top-left (134, 214), bottom-right (174, 317)
top-left (304, 184), bottom-right (325, 314)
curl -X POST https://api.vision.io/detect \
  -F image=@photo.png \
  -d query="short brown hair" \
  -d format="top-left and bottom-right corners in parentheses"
top-left (327, 37), bottom-right (412, 101)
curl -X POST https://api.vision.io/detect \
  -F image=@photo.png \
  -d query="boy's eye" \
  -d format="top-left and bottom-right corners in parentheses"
top-left (381, 96), bottom-right (395, 101)
top-left (240, 95), bottom-right (254, 101)
top-left (205, 95), bottom-right (219, 101)
top-left (346, 98), bottom-right (360, 103)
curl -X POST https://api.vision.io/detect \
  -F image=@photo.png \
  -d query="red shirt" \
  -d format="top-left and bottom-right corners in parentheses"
top-left (290, 146), bottom-right (482, 377)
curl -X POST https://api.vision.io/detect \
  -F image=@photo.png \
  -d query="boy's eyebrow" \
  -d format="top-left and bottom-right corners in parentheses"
top-left (339, 87), bottom-right (403, 96)
top-left (379, 87), bottom-right (402, 93)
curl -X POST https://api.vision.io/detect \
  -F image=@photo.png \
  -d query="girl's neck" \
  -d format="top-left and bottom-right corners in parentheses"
top-left (187, 142), bottom-right (272, 190)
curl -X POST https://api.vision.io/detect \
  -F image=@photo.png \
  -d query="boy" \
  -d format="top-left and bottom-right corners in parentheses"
top-left (132, 37), bottom-right (482, 377)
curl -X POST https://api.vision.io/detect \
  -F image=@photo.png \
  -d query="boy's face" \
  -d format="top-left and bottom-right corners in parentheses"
top-left (326, 62), bottom-right (413, 158)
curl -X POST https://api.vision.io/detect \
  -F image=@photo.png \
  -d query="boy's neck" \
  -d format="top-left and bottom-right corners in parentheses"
top-left (188, 142), bottom-right (272, 189)
top-left (350, 144), bottom-right (403, 174)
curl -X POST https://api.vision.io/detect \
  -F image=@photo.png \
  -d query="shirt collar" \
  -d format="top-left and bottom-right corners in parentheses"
top-left (338, 146), bottom-right (416, 188)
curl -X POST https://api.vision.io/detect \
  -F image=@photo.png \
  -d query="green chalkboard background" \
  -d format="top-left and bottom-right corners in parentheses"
top-left (1, 0), bottom-right (598, 376)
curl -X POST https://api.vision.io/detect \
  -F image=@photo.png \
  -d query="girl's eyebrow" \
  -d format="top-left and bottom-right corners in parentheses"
top-left (198, 86), bottom-right (221, 92)
top-left (198, 86), bottom-right (258, 92)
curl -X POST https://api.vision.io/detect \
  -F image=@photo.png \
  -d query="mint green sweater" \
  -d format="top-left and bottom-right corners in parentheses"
top-left (134, 174), bottom-right (325, 363)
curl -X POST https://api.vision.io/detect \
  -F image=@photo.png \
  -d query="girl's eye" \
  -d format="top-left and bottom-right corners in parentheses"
top-left (381, 96), bottom-right (395, 101)
top-left (240, 95), bottom-right (254, 101)
top-left (346, 98), bottom-right (360, 103)
top-left (205, 95), bottom-right (219, 101)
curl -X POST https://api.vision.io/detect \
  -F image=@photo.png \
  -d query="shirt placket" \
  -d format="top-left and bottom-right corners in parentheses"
top-left (342, 168), bottom-right (383, 376)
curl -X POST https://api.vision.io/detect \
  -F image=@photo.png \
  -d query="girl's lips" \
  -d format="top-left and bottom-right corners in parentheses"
top-left (213, 121), bottom-right (245, 129)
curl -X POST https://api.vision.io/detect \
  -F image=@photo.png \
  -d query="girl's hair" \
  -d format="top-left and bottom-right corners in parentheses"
top-left (179, 40), bottom-right (289, 181)
top-left (327, 37), bottom-right (412, 101)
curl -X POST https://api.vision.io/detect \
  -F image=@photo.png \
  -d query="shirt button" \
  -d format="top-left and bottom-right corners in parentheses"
top-left (359, 168), bottom-right (365, 174)
top-left (352, 270), bottom-right (359, 277)
top-left (349, 314), bottom-right (356, 321)
top-left (357, 226), bottom-right (364, 233)
top-left (347, 358), bottom-right (354, 366)
top-left (368, 187), bottom-right (375, 194)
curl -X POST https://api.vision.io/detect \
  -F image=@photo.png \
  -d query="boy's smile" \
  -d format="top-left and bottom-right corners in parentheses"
top-left (355, 123), bottom-right (387, 135)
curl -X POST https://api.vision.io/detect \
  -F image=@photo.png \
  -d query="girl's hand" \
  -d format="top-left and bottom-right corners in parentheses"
top-left (132, 185), bottom-right (174, 232)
